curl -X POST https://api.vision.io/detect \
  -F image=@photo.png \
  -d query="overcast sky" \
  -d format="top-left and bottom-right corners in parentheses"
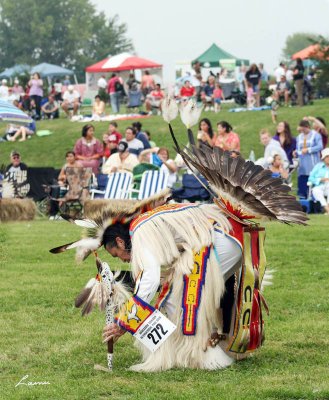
top-left (92, 0), bottom-right (329, 82)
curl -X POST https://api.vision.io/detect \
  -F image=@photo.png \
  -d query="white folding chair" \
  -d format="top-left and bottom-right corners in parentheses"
top-left (136, 170), bottom-right (169, 200)
top-left (90, 172), bottom-right (133, 199)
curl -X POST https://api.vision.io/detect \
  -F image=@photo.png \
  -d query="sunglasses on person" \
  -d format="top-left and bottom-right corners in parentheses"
top-left (12, 155), bottom-right (20, 159)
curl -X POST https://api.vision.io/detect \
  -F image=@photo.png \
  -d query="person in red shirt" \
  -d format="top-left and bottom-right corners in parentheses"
top-left (179, 80), bottom-right (196, 100)
top-left (107, 74), bottom-right (124, 114)
top-left (145, 83), bottom-right (165, 113)
top-left (102, 121), bottom-right (123, 159)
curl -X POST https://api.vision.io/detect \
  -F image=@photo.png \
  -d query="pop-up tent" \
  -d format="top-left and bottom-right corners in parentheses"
top-left (0, 64), bottom-right (31, 81)
top-left (85, 52), bottom-right (163, 95)
top-left (31, 62), bottom-right (74, 77)
top-left (31, 62), bottom-right (77, 84)
top-left (192, 43), bottom-right (249, 68)
top-left (86, 52), bottom-right (162, 72)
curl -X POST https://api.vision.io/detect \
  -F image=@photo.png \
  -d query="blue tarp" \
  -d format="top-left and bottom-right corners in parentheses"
top-left (30, 63), bottom-right (74, 78)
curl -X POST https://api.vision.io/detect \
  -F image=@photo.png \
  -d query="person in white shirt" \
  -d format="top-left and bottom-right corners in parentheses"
top-left (61, 84), bottom-right (80, 116)
top-left (274, 63), bottom-right (286, 83)
top-left (97, 75), bottom-right (107, 90)
top-left (256, 129), bottom-right (289, 169)
top-left (0, 79), bottom-right (9, 101)
top-left (102, 141), bottom-right (139, 174)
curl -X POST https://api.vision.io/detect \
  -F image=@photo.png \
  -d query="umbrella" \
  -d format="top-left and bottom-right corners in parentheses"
top-left (176, 74), bottom-right (201, 86)
top-left (0, 99), bottom-right (33, 125)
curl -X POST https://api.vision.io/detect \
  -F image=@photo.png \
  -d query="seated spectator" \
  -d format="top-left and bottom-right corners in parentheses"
top-left (73, 124), bottom-right (103, 174)
top-left (197, 118), bottom-right (214, 148)
top-left (21, 84), bottom-right (31, 112)
top-left (7, 88), bottom-right (18, 104)
top-left (58, 151), bottom-right (84, 185)
top-left (308, 148), bottom-right (329, 214)
top-left (213, 121), bottom-right (240, 152)
top-left (62, 85), bottom-right (80, 117)
top-left (41, 95), bottom-right (59, 119)
top-left (11, 78), bottom-right (24, 102)
top-left (212, 83), bottom-right (224, 113)
top-left (4, 150), bottom-right (29, 198)
top-left (49, 151), bottom-right (83, 219)
top-left (132, 121), bottom-right (151, 149)
top-left (54, 79), bottom-right (63, 101)
top-left (179, 80), bottom-right (196, 100)
top-left (273, 75), bottom-right (291, 106)
top-left (145, 84), bottom-right (165, 114)
top-left (258, 129), bottom-right (289, 168)
top-left (123, 126), bottom-right (144, 156)
top-left (92, 95), bottom-right (105, 118)
top-left (201, 76), bottom-right (216, 111)
top-left (127, 82), bottom-right (142, 110)
top-left (0, 79), bottom-right (9, 101)
top-left (102, 122), bottom-right (123, 160)
top-left (7, 120), bottom-right (36, 142)
top-left (138, 147), bottom-right (177, 188)
top-left (272, 121), bottom-right (296, 165)
top-left (126, 73), bottom-right (139, 90)
top-left (268, 153), bottom-right (289, 180)
top-left (102, 141), bottom-right (139, 174)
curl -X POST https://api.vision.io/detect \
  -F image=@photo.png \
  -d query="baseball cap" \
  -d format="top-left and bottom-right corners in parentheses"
top-left (321, 147), bottom-right (329, 160)
top-left (117, 141), bottom-right (128, 153)
top-left (10, 150), bottom-right (20, 157)
top-left (68, 84), bottom-right (74, 91)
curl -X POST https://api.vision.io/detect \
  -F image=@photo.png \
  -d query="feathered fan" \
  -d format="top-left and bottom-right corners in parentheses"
top-left (178, 142), bottom-right (307, 224)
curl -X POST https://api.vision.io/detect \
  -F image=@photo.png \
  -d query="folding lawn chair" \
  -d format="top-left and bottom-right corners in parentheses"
top-left (58, 167), bottom-right (92, 217)
top-left (133, 170), bottom-right (168, 200)
top-left (90, 172), bottom-right (133, 200)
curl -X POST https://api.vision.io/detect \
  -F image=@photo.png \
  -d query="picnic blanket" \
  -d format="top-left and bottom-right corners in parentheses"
top-left (228, 106), bottom-right (271, 113)
top-left (71, 114), bottom-right (151, 123)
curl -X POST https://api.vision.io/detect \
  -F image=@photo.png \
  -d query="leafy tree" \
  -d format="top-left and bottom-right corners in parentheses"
top-left (0, 0), bottom-right (133, 80)
top-left (282, 32), bottom-right (319, 60)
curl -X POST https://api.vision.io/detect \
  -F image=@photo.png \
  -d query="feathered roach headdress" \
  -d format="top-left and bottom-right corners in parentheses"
top-left (49, 189), bottom-right (171, 262)
top-left (161, 96), bottom-right (307, 225)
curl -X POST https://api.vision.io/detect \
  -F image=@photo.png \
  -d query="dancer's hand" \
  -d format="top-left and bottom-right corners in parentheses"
top-left (103, 323), bottom-right (125, 343)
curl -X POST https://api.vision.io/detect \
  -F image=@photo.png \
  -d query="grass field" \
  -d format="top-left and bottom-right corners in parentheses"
top-left (1, 101), bottom-right (329, 399)
top-left (1, 217), bottom-right (329, 400)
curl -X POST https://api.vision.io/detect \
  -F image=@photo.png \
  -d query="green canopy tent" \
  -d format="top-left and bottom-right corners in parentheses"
top-left (192, 43), bottom-right (249, 68)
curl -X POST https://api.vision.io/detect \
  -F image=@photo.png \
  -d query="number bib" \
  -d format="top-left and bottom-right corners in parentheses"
top-left (134, 309), bottom-right (176, 353)
top-left (115, 295), bottom-right (176, 353)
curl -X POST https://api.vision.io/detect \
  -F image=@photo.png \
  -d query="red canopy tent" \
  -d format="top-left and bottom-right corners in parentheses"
top-left (85, 53), bottom-right (163, 96)
top-left (85, 53), bottom-right (162, 72)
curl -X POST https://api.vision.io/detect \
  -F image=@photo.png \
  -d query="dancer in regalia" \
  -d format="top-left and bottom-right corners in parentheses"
top-left (50, 98), bottom-right (307, 371)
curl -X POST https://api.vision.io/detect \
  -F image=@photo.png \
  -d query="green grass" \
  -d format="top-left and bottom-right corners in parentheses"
top-left (1, 99), bottom-right (329, 167)
top-left (0, 218), bottom-right (328, 399)
top-left (1, 100), bottom-right (329, 399)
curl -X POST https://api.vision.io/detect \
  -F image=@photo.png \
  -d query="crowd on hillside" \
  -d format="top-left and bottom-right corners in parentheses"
top-left (2, 106), bottom-right (329, 217)
top-left (1, 59), bottom-right (328, 217)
